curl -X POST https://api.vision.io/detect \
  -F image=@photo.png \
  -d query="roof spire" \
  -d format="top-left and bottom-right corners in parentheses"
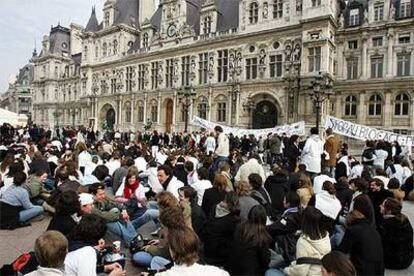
top-left (32, 37), bottom-right (37, 57)
top-left (85, 5), bottom-right (100, 32)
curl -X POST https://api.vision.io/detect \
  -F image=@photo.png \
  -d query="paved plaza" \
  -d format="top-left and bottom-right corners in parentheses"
top-left (0, 202), bottom-right (413, 275)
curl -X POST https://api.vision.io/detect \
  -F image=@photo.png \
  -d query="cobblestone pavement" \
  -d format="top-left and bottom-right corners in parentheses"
top-left (1, 203), bottom-right (413, 276)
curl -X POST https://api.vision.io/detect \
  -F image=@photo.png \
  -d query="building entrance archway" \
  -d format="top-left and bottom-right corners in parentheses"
top-left (252, 100), bottom-right (278, 129)
top-left (99, 103), bottom-right (116, 130)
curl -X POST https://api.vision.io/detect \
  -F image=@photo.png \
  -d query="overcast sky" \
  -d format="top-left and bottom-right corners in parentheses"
top-left (0, 0), bottom-right (103, 93)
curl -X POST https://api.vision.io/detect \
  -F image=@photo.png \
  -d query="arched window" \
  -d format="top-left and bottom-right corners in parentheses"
top-left (150, 100), bottom-right (158, 122)
top-left (395, 93), bottom-right (410, 116)
top-left (216, 95), bottom-right (227, 122)
top-left (84, 46), bottom-right (88, 60)
top-left (368, 94), bottom-right (382, 116)
top-left (198, 97), bottom-right (208, 119)
top-left (344, 95), bottom-right (357, 116)
top-left (124, 101), bottom-right (131, 123)
top-left (102, 43), bottom-right (107, 57)
top-left (249, 2), bottom-right (259, 24)
top-left (113, 40), bottom-right (118, 55)
top-left (137, 101), bottom-right (144, 122)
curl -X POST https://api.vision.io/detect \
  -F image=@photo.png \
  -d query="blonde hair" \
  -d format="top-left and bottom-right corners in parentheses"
top-left (34, 231), bottom-right (68, 268)
top-left (237, 181), bottom-right (252, 196)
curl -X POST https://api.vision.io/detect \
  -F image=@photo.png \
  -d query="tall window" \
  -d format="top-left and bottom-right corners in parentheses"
top-left (217, 50), bottom-right (229, 82)
top-left (395, 93), bottom-right (410, 116)
top-left (198, 99), bottom-right (208, 119)
top-left (344, 95), bottom-right (357, 116)
top-left (372, 37), bottom-right (383, 47)
top-left (368, 94), bottom-right (382, 116)
top-left (397, 53), bottom-right (411, 76)
top-left (126, 66), bottom-right (133, 92)
top-left (312, 0), bottom-right (321, 7)
top-left (84, 46), bottom-right (88, 61)
top-left (102, 43), bottom-right (107, 57)
top-left (203, 16), bottom-right (212, 34)
top-left (371, 56), bottom-right (383, 78)
top-left (308, 47), bottom-right (321, 72)
top-left (111, 78), bottom-right (116, 93)
top-left (150, 104), bottom-right (157, 122)
top-left (151, 62), bottom-right (159, 89)
top-left (400, 0), bottom-right (412, 18)
top-left (113, 40), bottom-right (118, 55)
top-left (296, 0), bottom-right (303, 12)
top-left (374, 4), bottom-right (384, 21)
top-left (347, 58), bottom-right (358, 80)
top-left (199, 53), bottom-right (209, 84)
top-left (249, 2), bottom-right (259, 24)
top-left (137, 65), bottom-right (145, 90)
top-left (142, 33), bottom-right (149, 49)
top-left (166, 59), bottom-right (174, 88)
top-left (104, 12), bottom-right (110, 27)
top-left (246, 58), bottom-right (258, 80)
top-left (181, 56), bottom-right (190, 86)
top-left (273, 0), bottom-right (283, 19)
top-left (137, 102), bottom-right (144, 122)
top-left (95, 46), bottom-right (99, 58)
top-left (270, 54), bottom-right (283, 77)
top-left (349, 9), bottom-right (360, 26)
top-left (124, 102), bottom-right (131, 123)
top-left (217, 102), bottom-right (227, 122)
top-left (100, 80), bottom-right (107, 94)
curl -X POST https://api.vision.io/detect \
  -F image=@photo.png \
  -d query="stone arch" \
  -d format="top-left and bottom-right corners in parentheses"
top-left (248, 91), bottom-right (283, 128)
top-left (99, 103), bottom-right (116, 130)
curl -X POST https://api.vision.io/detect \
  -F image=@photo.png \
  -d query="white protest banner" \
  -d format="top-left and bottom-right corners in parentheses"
top-left (324, 115), bottom-right (414, 146)
top-left (190, 116), bottom-right (306, 137)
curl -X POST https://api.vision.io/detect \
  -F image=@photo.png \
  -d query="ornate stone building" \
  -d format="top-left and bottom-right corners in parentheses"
top-left (31, 0), bottom-right (414, 134)
top-left (1, 59), bottom-right (34, 119)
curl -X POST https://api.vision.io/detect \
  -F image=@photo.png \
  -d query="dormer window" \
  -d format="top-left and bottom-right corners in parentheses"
top-left (398, 34), bottom-right (411, 44)
top-left (312, 0), bottom-right (321, 7)
top-left (249, 2), bottom-right (259, 24)
top-left (374, 3), bottom-right (384, 21)
top-left (203, 16), bottom-right (212, 34)
top-left (349, 9), bottom-right (360, 26)
top-left (400, 0), bottom-right (412, 18)
top-left (142, 33), bottom-right (149, 49)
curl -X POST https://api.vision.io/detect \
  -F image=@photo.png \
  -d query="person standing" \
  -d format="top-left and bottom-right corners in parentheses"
top-left (300, 127), bottom-right (324, 177)
top-left (211, 126), bottom-right (229, 175)
top-left (324, 128), bottom-right (340, 177)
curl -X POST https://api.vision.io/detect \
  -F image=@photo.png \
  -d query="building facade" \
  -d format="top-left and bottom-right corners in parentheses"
top-left (31, 0), bottom-right (414, 134)
top-left (1, 61), bottom-right (34, 119)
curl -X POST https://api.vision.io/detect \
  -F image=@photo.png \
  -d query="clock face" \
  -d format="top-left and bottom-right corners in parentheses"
top-left (167, 24), bottom-right (177, 37)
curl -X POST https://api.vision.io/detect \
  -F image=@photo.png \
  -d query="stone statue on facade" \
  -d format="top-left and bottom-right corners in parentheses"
top-left (263, 2), bottom-right (269, 19)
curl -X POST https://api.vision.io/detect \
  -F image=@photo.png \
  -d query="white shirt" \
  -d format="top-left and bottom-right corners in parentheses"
top-left (187, 170), bottom-right (199, 186)
top-left (156, 152), bottom-right (168, 165)
top-left (78, 151), bottom-right (92, 168)
top-left (165, 176), bottom-right (184, 199)
top-left (190, 179), bottom-right (213, 206)
top-left (313, 175), bottom-right (336, 195)
top-left (140, 167), bottom-right (164, 194)
top-left (134, 157), bottom-right (147, 172)
top-left (105, 159), bottom-right (121, 176)
top-left (205, 136), bottom-right (216, 153)
top-left (234, 158), bottom-right (266, 183)
top-left (386, 164), bottom-right (405, 185)
top-left (155, 263), bottom-right (229, 276)
top-left (64, 246), bottom-right (97, 276)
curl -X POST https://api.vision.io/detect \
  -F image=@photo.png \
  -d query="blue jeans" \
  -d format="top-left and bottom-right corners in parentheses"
top-left (131, 209), bottom-right (159, 229)
top-left (132, 251), bottom-right (153, 267)
top-left (211, 156), bottom-right (229, 175)
top-left (150, 256), bottom-right (170, 270)
top-left (19, 206), bottom-right (44, 222)
top-left (106, 221), bottom-right (137, 244)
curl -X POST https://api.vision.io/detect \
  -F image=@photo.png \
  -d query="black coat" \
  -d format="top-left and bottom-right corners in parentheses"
top-left (201, 208), bottom-right (240, 266)
top-left (201, 187), bottom-right (226, 219)
top-left (264, 174), bottom-right (289, 217)
top-left (338, 218), bottom-right (384, 276)
top-left (335, 181), bottom-right (353, 210)
top-left (227, 226), bottom-right (270, 275)
top-left (191, 202), bottom-right (207, 236)
top-left (368, 188), bottom-right (394, 228)
top-left (173, 165), bottom-right (188, 186)
top-left (379, 215), bottom-right (414, 269)
top-left (47, 214), bottom-right (77, 236)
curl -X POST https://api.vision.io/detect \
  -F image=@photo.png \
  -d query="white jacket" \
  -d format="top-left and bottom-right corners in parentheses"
top-left (25, 267), bottom-right (64, 276)
top-left (284, 234), bottom-right (331, 276)
top-left (234, 158), bottom-right (266, 183)
top-left (215, 133), bottom-right (229, 157)
top-left (165, 176), bottom-right (184, 199)
top-left (140, 167), bottom-right (164, 193)
top-left (300, 135), bottom-right (324, 174)
top-left (155, 263), bottom-right (229, 276)
top-left (205, 136), bottom-right (216, 154)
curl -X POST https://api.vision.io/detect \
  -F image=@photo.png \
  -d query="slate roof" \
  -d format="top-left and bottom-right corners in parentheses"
top-left (216, 0), bottom-right (239, 32)
top-left (15, 64), bottom-right (34, 86)
top-left (72, 53), bottom-right (82, 65)
top-left (85, 7), bottom-right (100, 32)
top-left (114, 0), bottom-right (140, 27)
top-left (49, 25), bottom-right (71, 55)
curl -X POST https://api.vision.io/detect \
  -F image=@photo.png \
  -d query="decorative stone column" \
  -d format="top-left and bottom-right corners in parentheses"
top-left (386, 30), bottom-right (394, 78)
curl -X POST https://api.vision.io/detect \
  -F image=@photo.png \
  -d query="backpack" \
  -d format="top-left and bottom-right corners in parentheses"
top-left (0, 252), bottom-right (39, 276)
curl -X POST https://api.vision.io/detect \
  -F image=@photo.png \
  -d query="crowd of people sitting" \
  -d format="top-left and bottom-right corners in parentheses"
top-left (0, 122), bottom-right (413, 276)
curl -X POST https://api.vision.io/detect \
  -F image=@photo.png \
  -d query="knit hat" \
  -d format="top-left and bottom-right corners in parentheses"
top-left (79, 193), bottom-right (94, 206)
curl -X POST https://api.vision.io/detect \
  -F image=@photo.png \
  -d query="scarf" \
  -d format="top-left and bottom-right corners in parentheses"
top-left (124, 180), bottom-right (139, 199)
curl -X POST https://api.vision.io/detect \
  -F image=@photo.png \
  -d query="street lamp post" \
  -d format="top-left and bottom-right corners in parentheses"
top-left (178, 85), bottom-right (196, 133)
top-left (283, 41), bottom-right (301, 121)
top-left (308, 72), bottom-right (334, 131)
